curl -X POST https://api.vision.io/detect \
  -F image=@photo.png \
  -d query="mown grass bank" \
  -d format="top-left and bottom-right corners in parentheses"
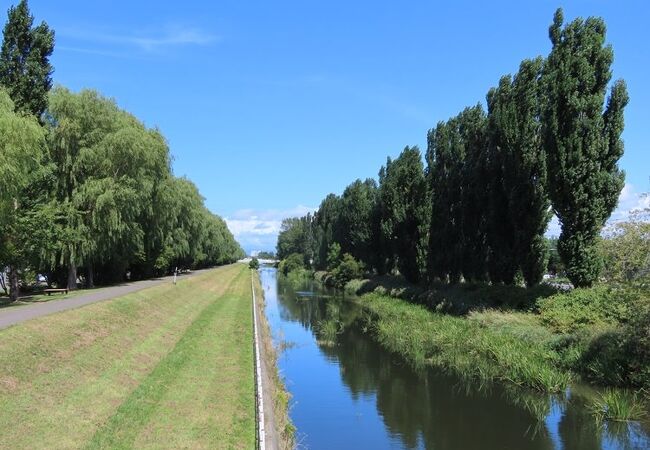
top-left (0, 264), bottom-right (255, 449)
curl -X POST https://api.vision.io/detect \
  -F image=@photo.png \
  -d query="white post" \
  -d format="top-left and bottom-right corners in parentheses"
top-left (173, 267), bottom-right (177, 285)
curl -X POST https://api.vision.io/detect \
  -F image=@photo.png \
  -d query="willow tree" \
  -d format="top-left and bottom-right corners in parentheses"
top-left (379, 146), bottom-right (430, 283)
top-left (542, 8), bottom-right (629, 287)
top-left (0, 0), bottom-right (54, 118)
top-left (0, 89), bottom-right (45, 300)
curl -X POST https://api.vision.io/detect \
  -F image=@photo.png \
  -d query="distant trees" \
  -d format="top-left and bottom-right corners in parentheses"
top-left (0, 2), bottom-right (243, 300)
top-left (276, 216), bottom-right (314, 265)
top-left (0, 86), bottom-right (244, 297)
top-left (0, 0), bottom-right (54, 118)
top-left (277, 8), bottom-right (627, 290)
top-left (542, 9), bottom-right (628, 287)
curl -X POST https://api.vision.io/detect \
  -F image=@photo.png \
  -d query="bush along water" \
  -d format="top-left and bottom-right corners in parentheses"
top-left (307, 269), bottom-right (650, 420)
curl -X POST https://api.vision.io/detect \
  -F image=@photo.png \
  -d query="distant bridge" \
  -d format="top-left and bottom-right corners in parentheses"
top-left (239, 258), bottom-right (278, 265)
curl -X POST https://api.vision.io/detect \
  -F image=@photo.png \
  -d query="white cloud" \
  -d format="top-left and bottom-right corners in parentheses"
top-left (225, 205), bottom-right (316, 254)
top-left (59, 25), bottom-right (219, 54)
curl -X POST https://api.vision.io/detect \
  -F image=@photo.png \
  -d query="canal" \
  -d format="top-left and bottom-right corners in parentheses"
top-left (259, 267), bottom-right (650, 449)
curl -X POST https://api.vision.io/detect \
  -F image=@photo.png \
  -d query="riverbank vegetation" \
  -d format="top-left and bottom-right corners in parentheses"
top-left (276, 8), bottom-right (649, 417)
top-left (0, 264), bottom-right (256, 448)
top-left (0, 1), bottom-right (244, 303)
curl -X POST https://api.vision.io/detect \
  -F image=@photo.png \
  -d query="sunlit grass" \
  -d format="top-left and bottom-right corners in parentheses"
top-left (0, 264), bottom-right (255, 449)
top-left (357, 293), bottom-right (572, 392)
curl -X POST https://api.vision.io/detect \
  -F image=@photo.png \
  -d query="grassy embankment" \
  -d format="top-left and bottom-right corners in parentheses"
top-left (253, 271), bottom-right (295, 449)
top-left (0, 264), bottom-right (255, 449)
top-left (314, 271), bottom-right (650, 420)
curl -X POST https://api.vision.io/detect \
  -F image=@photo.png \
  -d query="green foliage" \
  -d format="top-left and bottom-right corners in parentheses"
top-left (1, 85), bottom-right (243, 292)
top-left (339, 179), bottom-right (381, 270)
top-left (0, 88), bottom-right (46, 299)
top-left (538, 286), bottom-right (636, 333)
top-left (486, 58), bottom-right (550, 287)
top-left (0, 0), bottom-right (54, 118)
top-left (249, 257), bottom-right (260, 270)
top-left (426, 119), bottom-right (464, 283)
top-left (330, 253), bottom-right (363, 289)
top-left (379, 146), bottom-right (430, 283)
top-left (600, 221), bottom-right (650, 284)
top-left (276, 216), bottom-right (314, 265)
top-left (326, 242), bottom-right (341, 271)
top-left (278, 253), bottom-right (305, 276)
top-left (542, 8), bottom-right (629, 287)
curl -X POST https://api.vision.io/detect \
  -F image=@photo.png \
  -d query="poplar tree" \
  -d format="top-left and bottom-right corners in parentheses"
top-left (427, 120), bottom-right (464, 283)
top-left (339, 179), bottom-right (380, 270)
top-left (487, 58), bottom-right (550, 286)
top-left (458, 105), bottom-right (489, 283)
top-left (379, 146), bottom-right (430, 283)
top-left (542, 8), bottom-right (628, 287)
top-left (0, 0), bottom-right (54, 118)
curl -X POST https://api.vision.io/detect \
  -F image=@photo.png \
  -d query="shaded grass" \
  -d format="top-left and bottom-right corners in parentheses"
top-left (0, 285), bottom-right (112, 309)
top-left (0, 264), bottom-right (254, 449)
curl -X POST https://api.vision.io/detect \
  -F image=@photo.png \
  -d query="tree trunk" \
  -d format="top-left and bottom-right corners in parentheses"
top-left (9, 266), bottom-right (19, 302)
top-left (86, 263), bottom-right (94, 289)
top-left (67, 263), bottom-right (78, 291)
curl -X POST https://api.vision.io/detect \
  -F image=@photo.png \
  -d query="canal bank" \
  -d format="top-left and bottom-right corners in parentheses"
top-left (253, 269), bottom-right (295, 450)
top-left (262, 267), bottom-right (650, 449)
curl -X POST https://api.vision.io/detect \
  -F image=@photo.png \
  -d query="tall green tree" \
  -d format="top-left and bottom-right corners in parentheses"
top-left (457, 105), bottom-right (489, 283)
top-left (339, 179), bottom-right (380, 270)
top-left (427, 120), bottom-right (464, 283)
top-left (487, 58), bottom-right (550, 286)
top-left (542, 8), bottom-right (629, 287)
top-left (314, 194), bottom-right (342, 270)
top-left (0, 0), bottom-right (54, 118)
top-left (379, 146), bottom-right (430, 283)
top-left (0, 89), bottom-right (46, 300)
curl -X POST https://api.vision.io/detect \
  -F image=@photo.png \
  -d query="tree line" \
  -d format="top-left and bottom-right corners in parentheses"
top-left (0, 1), bottom-right (244, 301)
top-left (278, 9), bottom-right (629, 289)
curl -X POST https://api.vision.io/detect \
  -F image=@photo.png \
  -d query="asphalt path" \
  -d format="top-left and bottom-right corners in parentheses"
top-left (0, 269), bottom-right (213, 330)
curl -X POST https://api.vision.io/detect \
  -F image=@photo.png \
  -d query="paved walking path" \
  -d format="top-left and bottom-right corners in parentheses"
top-left (0, 269), bottom-right (213, 330)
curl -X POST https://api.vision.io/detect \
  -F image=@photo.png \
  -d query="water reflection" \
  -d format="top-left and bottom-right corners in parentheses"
top-left (261, 268), bottom-right (650, 450)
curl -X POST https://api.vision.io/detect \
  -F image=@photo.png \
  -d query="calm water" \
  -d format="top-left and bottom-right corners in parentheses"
top-left (259, 267), bottom-right (650, 450)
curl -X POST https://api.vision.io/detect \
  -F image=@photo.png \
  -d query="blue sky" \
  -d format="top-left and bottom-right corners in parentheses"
top-left (22, 0), bottom-right (650, 253)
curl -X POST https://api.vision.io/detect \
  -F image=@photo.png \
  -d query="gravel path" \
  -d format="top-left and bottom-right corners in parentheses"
top-left (0, 269), bottom-right (212, 330)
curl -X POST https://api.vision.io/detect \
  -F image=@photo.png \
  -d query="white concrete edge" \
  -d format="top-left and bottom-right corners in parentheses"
top-left (251, 270), bottom-right (266, 450)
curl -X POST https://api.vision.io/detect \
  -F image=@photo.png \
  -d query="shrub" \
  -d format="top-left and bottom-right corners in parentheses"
top-left (249, 257), bottom-right (260, 270)
top-left (331, 253), bottom-right (363, 288)
top-left (538, 286), bottom-right (637, 333)
top-left (278, 253), bottom-right (305, 276)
